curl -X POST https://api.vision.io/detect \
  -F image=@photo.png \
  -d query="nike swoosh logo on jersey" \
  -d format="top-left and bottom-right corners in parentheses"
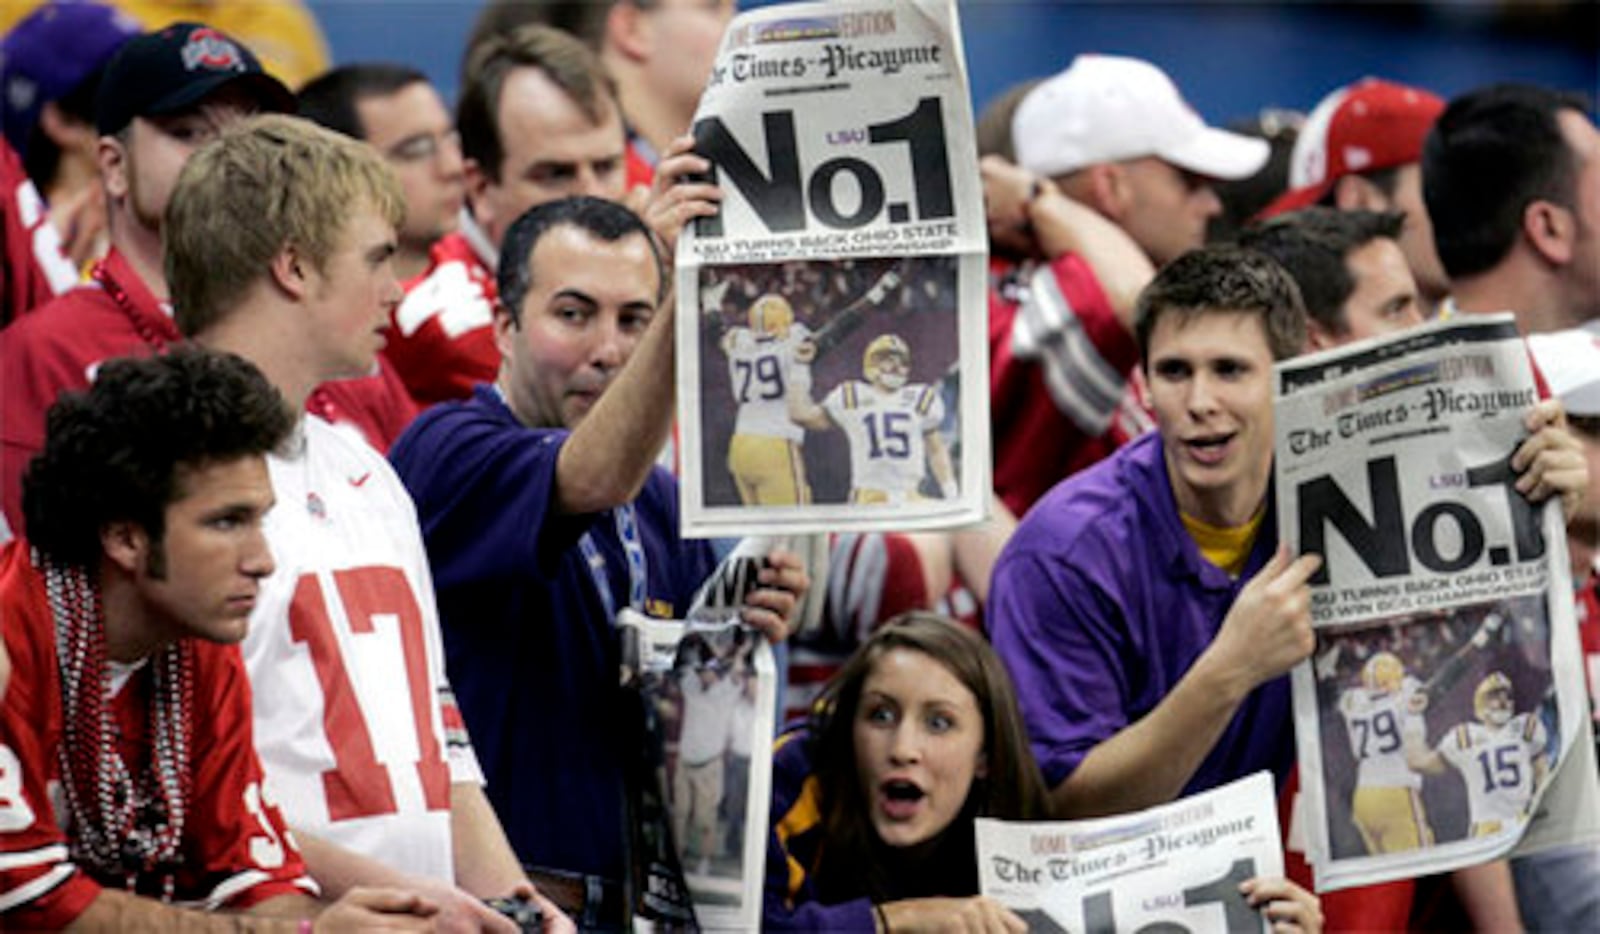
top-left (349, 472), bottom-right (371, 487)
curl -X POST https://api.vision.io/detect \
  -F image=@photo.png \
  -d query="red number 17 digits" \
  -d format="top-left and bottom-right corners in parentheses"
top-left (289, 567), bottom-right (451, 821)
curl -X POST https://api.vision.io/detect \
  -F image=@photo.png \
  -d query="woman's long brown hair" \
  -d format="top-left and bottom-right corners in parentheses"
top-left (805, 612), bottom-right (1049, 902)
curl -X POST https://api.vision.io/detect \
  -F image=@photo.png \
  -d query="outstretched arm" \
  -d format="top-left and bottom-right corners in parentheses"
top-left (1401, 731), bottom-right (1446, 776)
top-left (1419, 613), bottom-right (1504, 699)
top-left (553, 139), bottom-right (721, 515)
top-left (1049, 548), bottom-right (1322, 817)
top-left (786, 377), bottom-right (832, 431)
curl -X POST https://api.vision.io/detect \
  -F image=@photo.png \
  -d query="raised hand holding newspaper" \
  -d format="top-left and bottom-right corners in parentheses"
top-left (675, 0), bottom-right (990, 536)
top-left (977, 772), bottom-right (1284, 933)
top-left (1274, 314), bottom-right (1599, 890)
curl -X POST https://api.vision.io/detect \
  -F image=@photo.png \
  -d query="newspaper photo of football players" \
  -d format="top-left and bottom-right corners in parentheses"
top-left (692, 256), bottom-right (962, 515)
top-left (659, 626), bottom-right (761, 891)
top-left (1311, 593), bottom-right (1557, 860)
top-left (619, 608), bottom-right (778, 929)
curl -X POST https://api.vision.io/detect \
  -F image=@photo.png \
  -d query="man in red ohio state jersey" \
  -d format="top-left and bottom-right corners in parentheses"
top-left (0, 23), bottom-right (416, 542)
top-left (392, 24), bottom-right (713, 410)
top-left (392, 24), bottom-right (633, 406)
top-left (1, 348), bottom-right (435, 930)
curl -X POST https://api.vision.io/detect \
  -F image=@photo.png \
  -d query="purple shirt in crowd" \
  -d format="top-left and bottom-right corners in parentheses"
top-left (988, 431), bottom-right (1295, 795)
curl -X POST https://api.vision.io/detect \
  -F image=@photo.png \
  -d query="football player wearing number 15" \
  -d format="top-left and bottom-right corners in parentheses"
top-left (721, 292), bottom-right (815, 505)
top-left (170, 117), bottom-right (569, 932)
top-left (1406, 671), bottom-right (1550, 839)
top-left (789, 334), bottom-right (958, 505)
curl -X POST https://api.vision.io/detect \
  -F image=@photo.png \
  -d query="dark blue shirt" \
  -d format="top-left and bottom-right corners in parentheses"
top-left (391, 385), bottom-right (716, 878)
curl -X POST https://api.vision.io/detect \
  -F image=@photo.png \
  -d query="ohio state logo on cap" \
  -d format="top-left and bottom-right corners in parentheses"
top-left (180, 27), bottom-right (245, 73)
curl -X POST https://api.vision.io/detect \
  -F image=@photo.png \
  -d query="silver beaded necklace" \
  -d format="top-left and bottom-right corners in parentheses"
top-left (44, 554), bottom-right (193, 897)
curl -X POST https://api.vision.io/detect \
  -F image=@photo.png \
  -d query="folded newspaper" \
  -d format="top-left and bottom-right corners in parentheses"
top-left (618, 566), bottom-right (779, 931)
top-left (675, 0), bottom-right (990, 537)
top-left (1275, 314), bottom-right (1599, 891)
top-left (977, 772), bottom-right (1283, 933)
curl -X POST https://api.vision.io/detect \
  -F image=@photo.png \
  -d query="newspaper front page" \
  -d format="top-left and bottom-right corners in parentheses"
top-left (977, 772), bottom-right (1283, 933)
top-left (676, 0), bottom-right (989, 537)
top-left (620, 609), bottom-right (776, 932)
top-left (1275, 314), bottom-right (1594, 891)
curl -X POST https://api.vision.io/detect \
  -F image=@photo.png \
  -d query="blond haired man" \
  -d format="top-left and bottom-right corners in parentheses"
top-left (168, 114), bottom-right (569, 933)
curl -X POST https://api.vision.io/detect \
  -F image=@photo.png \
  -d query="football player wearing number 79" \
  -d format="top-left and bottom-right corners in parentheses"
top-left (0, 348), bottom-right (435, 929)
top-left (721, 292), bottom-right (816, 505)
top-left (1336, 651), bottom-right (1435, 854)
top-left (169, 116), bottom-right (570, 932)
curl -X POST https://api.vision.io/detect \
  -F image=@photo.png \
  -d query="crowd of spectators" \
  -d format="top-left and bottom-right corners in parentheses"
top-left (2, 2), bottom-right (1598, 931)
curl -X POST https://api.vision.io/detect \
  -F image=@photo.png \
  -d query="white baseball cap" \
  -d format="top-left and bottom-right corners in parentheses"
top-left (1011, 54), bottom-right (1269, 181)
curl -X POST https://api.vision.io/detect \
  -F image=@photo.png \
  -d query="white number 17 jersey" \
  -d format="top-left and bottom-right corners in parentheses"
top-left (246, 416), bottom-right (481, 884)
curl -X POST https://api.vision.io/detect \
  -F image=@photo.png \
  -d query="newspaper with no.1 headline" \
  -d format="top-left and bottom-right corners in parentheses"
top-left (1275, 313), bottom-right (1600, 891)
top-left (978, 772), bottom-right (1283, 933)
top-left (675, 0), bottom-right (990, 537)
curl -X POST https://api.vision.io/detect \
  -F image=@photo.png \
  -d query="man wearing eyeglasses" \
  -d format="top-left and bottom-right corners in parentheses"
top-left (386, 24), bottom-right (635, 407)
top-left (299, 64), bottom-right (466, 282)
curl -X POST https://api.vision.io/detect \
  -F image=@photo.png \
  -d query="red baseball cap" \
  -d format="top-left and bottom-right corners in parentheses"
top-left (1258, 78), bottom-right (1445, 219)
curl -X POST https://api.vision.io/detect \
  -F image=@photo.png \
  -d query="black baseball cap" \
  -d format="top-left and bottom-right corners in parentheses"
top-left (94, 21), bottom-right (294, 136)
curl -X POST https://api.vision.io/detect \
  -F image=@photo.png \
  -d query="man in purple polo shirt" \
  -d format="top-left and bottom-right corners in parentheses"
top-left (990, 242), bottom-right (1586, 815)
top-left (990, 245), bottom-right (1320, 819)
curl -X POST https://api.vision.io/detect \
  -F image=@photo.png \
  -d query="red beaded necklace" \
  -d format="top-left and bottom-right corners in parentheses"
top-left (91, 254), bottom-right (179, 353)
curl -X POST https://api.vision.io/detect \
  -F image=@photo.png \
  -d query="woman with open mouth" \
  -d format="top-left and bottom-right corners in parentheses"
top-left (761, 612), bottom-right (1325, 931)
top-left (761, 613), bottom-right (1045, 931)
